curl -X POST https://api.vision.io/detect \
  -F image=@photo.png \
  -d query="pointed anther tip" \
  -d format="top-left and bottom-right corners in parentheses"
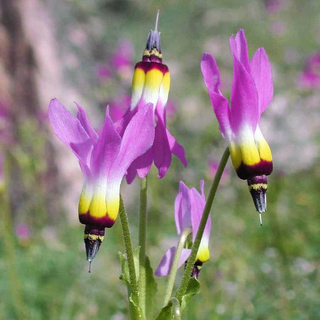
top-left (155, 9), bottom-right (160, 31)
top-left (259, 212), bottom-right (263, 227)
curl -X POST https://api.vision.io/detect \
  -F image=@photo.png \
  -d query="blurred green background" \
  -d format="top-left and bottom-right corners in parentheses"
top-left (0, 0), bottom-right (319, 319)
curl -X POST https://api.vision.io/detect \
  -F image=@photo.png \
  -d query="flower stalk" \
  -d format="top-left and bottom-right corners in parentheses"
top-left (119, 196), bottom-right (139, 303)
top-left (138, 176), bottom-right (148, 316)
top-left (174, 147), bottom-right (230, 302)
top-left (163, 226), bottom-right (192, 307)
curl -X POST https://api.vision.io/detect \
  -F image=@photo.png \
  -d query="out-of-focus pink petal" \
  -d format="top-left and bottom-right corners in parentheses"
top-left (76, 103), bottom-right (99, 143)
top-left (230, 47), bottom-right (259, 135)
top-left (250, 48), bottom-right (273, 114)
top-left (110, 103), bottom-right (155, 180)
top-left (153, 112), bottom-right (172, 179)
top-left (230, 29), bottom-right (251, 73)
top-left (154, 247), bottom-right (191, 277)
top-left (201, 53), bottom-right (231, 139)
top-left (175, 181), bottom-right (192, 235)
top-left (166, 128), bottom-right (187, 167)
top-left (90, 110), bottom-right (121, 178)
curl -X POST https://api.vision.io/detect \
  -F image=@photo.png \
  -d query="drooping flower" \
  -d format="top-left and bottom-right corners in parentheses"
top-left (116, 13), bottom-right (187, 183)
top-left (155, 181), bottom-right (211, 278)
top-left (48, 98), bottom-right (154, 262)
top-left (297, 52), bottom-right (320, 89)
top-left (201, 29), bottom-right (273, 224)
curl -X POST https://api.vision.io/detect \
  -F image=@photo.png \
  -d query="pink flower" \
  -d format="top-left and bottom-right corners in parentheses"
top-left (15, 224), bottom-right (31, 241)
top-left (109, 94), bottom-right (131, 122)
top-left (201, 29), bottom-right (274, 219)
top-left (207, 159), bottom-right (230, 184)
top-left (48, 98), bottom-right (155, 261)
top-left (155, 181), bottom-right (211, 278)
top-left (298, 52), bottom-right (320, 89)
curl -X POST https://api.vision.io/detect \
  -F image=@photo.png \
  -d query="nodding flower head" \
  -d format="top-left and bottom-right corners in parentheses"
top-left (201, 29), bottom-right (274, 224)
top-left (48, 99), bottom-right (154, 263)
top-left (155, 181), bottom-right (211, 279)
top-left (115, 11), bottom-right (187, 184)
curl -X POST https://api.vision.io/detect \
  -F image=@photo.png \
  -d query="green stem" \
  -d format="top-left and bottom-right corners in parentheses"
top-left (138, 177), bottom-right (148, 316)
top-left (174, 147), bottom-right (230, 302)
top-left (163, 227), bottom-right (192, 307)
top-left (119, 196), bottom-right (139, 304)
top-left (0, 154), bottom-right (27, 320)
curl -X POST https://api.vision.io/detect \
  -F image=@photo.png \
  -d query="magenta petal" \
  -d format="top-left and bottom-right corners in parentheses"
top-left (114, 108), bottom-right (136, 137)
top-left (230, 29), bottom-right (251, 73)
top-left (153, 113), bottom-right (172, 179)
top-left (125, 148), bottom-right (153, 184)
top-left (154, 247), bottom-right (191, 277)
top-left (48, 98), bottom-right (94, 169)
top-left (49, 99), bottom-right (90, 146)
top-left (166, 128), bottom-right (187, 167)
top-left (190, 181), bottom-right (209, 242)
top-left (250, 48), bottom-right (273, 115)
top-left (175, 181), bottom-right (192, 235)
top-left (230, 50), bottom-right (259, 135)
top-left (90, 112), bottom-right (121, 177)
top-left (201, 53), bottom-right (231, 139)
top-left (110, 103), bottom-right (155, 180)
top-left (75, 103), bottom-right (99, 143)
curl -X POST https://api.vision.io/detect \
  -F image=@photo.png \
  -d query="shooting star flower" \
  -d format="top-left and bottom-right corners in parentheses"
top-left (116, 11), bottom-right (187, 183)
top-left (201, 29), bottom-right (273, 225)
top-left (48, 99), bottom-right (154, 264)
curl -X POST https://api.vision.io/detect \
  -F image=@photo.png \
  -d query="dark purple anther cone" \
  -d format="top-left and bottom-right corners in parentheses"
top-left (247, 175), bottom-right (268, 214)
top-left (84, 225), bottom-right (105, 263)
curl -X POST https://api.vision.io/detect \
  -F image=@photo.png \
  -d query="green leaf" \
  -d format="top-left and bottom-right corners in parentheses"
top-left (145, 255), bottom-right (158, 319)
top-left (180, 277), bottom-right (200, 312)
top-left (155, 298), bottom-right (181, 320)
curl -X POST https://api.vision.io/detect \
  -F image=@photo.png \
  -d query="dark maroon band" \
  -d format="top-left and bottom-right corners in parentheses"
top-left (236, 160), bottom-right (273, 180)
top-left (79, 212), bottom-right (116, 228)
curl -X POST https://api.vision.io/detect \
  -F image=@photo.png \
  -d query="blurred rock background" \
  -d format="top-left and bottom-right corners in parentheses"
top-left (0, 0), bottom-right (319, 319)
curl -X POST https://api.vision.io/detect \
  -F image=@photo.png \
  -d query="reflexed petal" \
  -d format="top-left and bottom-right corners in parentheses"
top-left (230, 29), bottom-right (251, 73)
top-left (110, 103), bottom-right (155, 180)
top-left (75, 103), bottom-right (99, 143)
top-left (49, 98), bottom-right (94, 170)
top-left (230, 48), bottom-right (259, 135)
top-left (125, 148), bottom-right (154, 184)
top-left (175, 181), bottom-right (192, 235)
top-left (90, 110), bottom-right (121, 178)
top-left (49, 98), bottom-right (90, 146)
top-left (153, 112), bottom-right (172, 179)
top-left (166, 128), bottom-right (187, 167)
top-left (250, 48), bottom-right (273, 114)
top-left (201, 53), bottom-right (232, 139)
top-left (154, 247), bottom-right (191, 277)
top-left (190, 182), bottom-right (208, 243)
